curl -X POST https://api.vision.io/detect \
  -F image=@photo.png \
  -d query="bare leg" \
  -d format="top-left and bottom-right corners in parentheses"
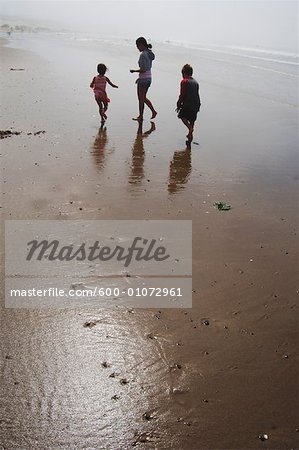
top-left (133, 84), bottom-right (157, 121)
top-left (181, 118), bottom-right (194, 142)
top-left (188, 121), bottom-right (195, 142)
top-left (181, 117), bottom-right (191, 133)
top-left (144, 97), bottom-right (157, 119)
top-left (96, 98), bottom-right (106, 121)
top-left (187, 122), bottom-right (194, 142)
top-left (103, 100), bottom-right (108, 119)
top-left (132, 84), bottom-right (146, 121)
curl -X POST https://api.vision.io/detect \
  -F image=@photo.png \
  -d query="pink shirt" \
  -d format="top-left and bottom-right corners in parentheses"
top-left (93, 75), bottom-right (107, 95)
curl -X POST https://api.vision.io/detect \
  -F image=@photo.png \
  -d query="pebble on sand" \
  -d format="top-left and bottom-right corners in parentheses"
top-left (101, 361), bottom-right (111, 368)
top-left (83, 321), bottom-right (96, 328)
top-left (258, 434), bottom-right (269, 441)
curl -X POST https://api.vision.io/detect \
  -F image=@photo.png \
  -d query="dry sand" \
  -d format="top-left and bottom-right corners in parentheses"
top-left (0, 34), bottom-right (298, 449)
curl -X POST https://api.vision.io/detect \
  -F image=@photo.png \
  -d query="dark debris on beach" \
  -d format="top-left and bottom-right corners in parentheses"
top-left (0, 130), bottom-right (21, 139)
top-left (0, 129), bottom-right (46, 139)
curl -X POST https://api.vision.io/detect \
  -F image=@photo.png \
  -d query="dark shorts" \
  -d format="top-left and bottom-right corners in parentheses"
top-left (178, 106), bottom-right (200, 123)
top-left (137, 78), bottom-right (151, 89)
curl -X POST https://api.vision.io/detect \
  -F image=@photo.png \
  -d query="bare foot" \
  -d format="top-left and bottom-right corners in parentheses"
top-left (151, 111), bottom-right (157, 119)
top-left (132, 116), bottom-right (143, 122)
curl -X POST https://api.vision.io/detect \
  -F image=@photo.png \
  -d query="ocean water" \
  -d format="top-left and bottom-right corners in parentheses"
top-left (4, 29), bottom-right (298, 107)
top-left (4, 29), bottom-right (299, 70)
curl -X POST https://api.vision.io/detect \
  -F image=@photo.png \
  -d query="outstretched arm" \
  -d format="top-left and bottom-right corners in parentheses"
top-left (90, 77), bottom-right (95, 88)
top-left (130, 68), bottom-right (145, 73)
top-left (106, 77), bottom-right (118, 88)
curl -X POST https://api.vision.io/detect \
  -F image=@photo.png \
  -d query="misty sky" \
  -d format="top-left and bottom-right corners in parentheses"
top-left (0, 1), bottom-right (298, 52)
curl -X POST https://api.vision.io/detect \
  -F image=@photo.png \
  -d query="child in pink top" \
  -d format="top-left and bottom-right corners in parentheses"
top-left (90, 63), bottom-right (118, 123)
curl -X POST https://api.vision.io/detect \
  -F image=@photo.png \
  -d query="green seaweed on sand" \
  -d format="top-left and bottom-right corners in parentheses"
top-left (214, 201), bottom-right (231, 211)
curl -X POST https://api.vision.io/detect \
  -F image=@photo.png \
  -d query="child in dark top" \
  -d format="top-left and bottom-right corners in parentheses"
top-left (90, 63), bottom-right (118, 124)
top-left (176, 64), bottom-right (201, 145)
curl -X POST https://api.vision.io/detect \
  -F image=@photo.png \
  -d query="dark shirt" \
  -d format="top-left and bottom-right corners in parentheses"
top-left (177, 76), bottom-right (201, 111)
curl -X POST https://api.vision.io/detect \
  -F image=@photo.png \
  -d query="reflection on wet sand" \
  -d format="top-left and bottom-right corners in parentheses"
top-left (129, 122), bottom-right (156, 185)
top-left (168, 147), bottom-right (192, 194)
top-left (91, 126), bottom-right (108, 173)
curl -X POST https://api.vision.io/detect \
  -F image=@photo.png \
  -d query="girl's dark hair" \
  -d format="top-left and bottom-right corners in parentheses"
top-left (182, 64), bottom-right (193, 76)
top-left (97, 63), bottom-right (107, 75)
top-left (136, 36), bottom-right (152, 49)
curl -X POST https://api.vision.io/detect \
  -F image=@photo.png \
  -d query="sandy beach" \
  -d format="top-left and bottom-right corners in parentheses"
top-left (0, 33), bottom-right (298, 449)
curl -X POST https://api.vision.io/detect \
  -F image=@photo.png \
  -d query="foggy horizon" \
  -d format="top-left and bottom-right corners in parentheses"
top-left (0, 0), bottom-right (298, 53)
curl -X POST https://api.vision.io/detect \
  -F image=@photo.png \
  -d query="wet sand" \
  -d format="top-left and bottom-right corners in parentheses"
top-left (0, 35), bottom-right (298, 449)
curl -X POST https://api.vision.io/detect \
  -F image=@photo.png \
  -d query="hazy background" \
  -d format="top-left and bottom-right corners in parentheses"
top-left (0, 0), bottom-right (298, 52)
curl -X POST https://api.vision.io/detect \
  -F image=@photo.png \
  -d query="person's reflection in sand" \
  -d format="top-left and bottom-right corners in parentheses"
top-left (168, 145), bottom-right (192, 194)
top-left (129, 121), bottom-right (156, 184)
top-left (91, 125), bottom-right (108, 173)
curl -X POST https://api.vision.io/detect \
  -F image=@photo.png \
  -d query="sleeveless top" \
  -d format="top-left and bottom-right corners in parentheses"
top-left (93, 75), bottom-right (107, 97)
